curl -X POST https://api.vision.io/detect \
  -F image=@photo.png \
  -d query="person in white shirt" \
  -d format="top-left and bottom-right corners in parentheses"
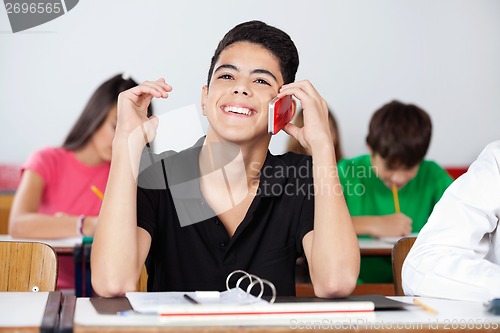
top-left (402, 140), bottom-right (500, 302)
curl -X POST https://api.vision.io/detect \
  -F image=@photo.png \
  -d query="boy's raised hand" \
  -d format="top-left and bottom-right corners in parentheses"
top-left (279, 80), bottom-right (334, 156)
top-left (371, 213), bottom-right (413, 237)
top-left (115, 78), bottom-right (172, 146)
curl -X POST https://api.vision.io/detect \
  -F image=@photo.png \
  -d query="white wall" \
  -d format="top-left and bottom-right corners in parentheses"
top-left (1, 0), bottom-right (499, 166)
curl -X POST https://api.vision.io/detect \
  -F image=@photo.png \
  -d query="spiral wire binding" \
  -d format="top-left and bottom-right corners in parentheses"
top-left (225, 270), bottom-right (277, 304)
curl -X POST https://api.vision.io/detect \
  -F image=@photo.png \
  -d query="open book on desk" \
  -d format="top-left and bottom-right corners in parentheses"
top-left (127, 288), bottom-right (268, 314)
top-left (115, 270), bottom-right (374, 325)
top-left (126, 288), bottom-right (375, 324)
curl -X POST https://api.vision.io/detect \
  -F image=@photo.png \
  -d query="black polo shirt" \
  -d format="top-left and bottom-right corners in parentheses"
top-left (136, 138), bottom-right (315, 296)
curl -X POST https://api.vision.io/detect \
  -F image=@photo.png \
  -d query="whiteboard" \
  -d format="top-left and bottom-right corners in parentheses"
top-left (1, 0), bottom-right (499, 166)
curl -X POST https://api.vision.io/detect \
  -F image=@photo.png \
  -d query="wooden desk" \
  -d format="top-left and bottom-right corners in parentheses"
top-left (0, 235), bottom-right (89, 296)
top-left (358, 238), bottom-right (394, 256)
top-left (70, 296), bottom-right (500, 332)
top-left (0, 193), bottom-right (14, 235)
top-left (0, 235), bottom-right (82, 254)
top-left (0, 291), bottom-right (61, 332)
top-left (358, 235), bottom-right (419, 256)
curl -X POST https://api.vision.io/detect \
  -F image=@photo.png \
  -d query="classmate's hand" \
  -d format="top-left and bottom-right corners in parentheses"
top-left (54, 212), bottom-right (98, 236)
top-left (54, 212), bottom-right (68, 218)
top-left (278, 80), bottom-right (333, 155)
top-left (115, 78), bottom-right (172, 145)
top-left (82, 216), bottom-right (98, 236)
top-left (369, 213), bottom-right (413, 237)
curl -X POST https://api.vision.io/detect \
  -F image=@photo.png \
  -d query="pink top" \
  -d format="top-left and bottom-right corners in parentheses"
top-left (22, 147), bottom-right (110, 290)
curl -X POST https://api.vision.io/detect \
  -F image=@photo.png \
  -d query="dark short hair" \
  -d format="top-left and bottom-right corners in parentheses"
top-left (63, 74), bottom-right (153, 150)
top-left (206, 20), bottom-right (299, 86)
top-left (366, 100), bottom-right (432, 168)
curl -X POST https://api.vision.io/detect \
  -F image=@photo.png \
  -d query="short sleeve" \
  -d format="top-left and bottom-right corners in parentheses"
top-left (426, 161), bottom-right (454, 204)
top-left (296, 191), bottom-right (314, 254)
top-left (22, 147), bottom-right (58, 185)
top-left (136, 187), bottom-right (159, 238)
top-left (136, 148), bottom-right (172, 239)
top-left (294, 156), bottom-right (315, 254)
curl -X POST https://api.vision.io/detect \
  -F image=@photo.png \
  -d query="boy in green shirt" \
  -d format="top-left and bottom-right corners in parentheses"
top-left (338, 100), bottom-right (453, 283)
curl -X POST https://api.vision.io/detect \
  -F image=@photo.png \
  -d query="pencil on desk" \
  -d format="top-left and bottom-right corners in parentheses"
top-left (90, 185), bottom-right (104, 201)
top-left (392, 183), bottom-right (400, 213)
top-left (184, 294), bottom-right (200, 304)
top-left (413, 298), bottom-right (437, 315)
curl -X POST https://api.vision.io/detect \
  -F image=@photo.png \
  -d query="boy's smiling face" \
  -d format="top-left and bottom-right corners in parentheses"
top-left (202, 41), bottom-right (284, 144)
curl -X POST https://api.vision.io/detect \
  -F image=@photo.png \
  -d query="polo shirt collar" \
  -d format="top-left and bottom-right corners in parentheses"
top-left (165, 136), bottom-right (289, 200)
top-left (257, 151), bottom-right (289, 198)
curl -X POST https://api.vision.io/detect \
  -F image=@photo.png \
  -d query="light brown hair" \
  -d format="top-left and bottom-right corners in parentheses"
top-left (287, 109), bottom-right (344, 162)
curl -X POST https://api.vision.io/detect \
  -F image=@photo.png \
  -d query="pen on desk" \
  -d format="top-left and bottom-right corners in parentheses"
top-left (413, 298), bottom-right (437, 315)
top-left (392, 183), bottom-right (400, 213)
top-left (184, 294), bottom-right (199, 304)
top-left (90, 185), bottom-right (104, 201)
top-left (117, 310), bottom-right (135, 316)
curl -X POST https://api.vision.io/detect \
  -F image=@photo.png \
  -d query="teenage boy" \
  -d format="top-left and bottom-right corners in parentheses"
top-left (338, 100), bottom-right (453, 283)
top-left (91, 21), bottom-right (359, 297)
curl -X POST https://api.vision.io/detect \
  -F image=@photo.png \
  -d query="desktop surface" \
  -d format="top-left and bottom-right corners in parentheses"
top-left (72, 295), bottom-right (500, 332)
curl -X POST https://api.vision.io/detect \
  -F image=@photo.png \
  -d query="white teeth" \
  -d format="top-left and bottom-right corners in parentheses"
top-left (224, 106), bottom-right (251, 115)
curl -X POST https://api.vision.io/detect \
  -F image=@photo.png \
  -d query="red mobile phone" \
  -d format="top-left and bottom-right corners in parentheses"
top-left (268, 95), bottom-right (295, 135)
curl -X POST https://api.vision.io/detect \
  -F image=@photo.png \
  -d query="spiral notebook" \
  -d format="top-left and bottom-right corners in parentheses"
top-left (125, 270), bottom-right (375, 323)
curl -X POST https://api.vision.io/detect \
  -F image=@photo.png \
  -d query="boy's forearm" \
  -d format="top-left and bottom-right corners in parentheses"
top-left (308, 144), bottom-right (360, 297)
top-left (91, 138), bottom-right (143, 296)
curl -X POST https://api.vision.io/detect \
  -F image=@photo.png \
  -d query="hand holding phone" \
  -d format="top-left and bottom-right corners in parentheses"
top-left (268, 95), bottom-right (295, 135)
